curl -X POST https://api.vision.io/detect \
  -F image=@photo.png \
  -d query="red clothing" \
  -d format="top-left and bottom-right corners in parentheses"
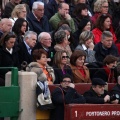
top-left (115, 43), bottom-right (120, 55)
top-left (90, 13), bottom-right (101, 25)
top-left (92, 28), bottom-right (117, 44)
top-left (103, 66), bottom-right (115, 83)
top-left (78, 66), bottom-right (86, 78)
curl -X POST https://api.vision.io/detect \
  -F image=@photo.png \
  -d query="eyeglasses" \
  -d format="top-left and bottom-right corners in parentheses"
top-left (102, 6), bottom-right (109, 8)
top-left (62, 56), bottom-right (69, 59)
top-left (62, 80), bottom-right (71, 83)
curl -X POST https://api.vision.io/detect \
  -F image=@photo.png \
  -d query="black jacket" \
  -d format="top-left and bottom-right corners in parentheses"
top-left (50, 85), bottom-right (86, 120)
top-left (94, 42), bottom-right (119, 62)
top-left (44, 0), bottom-right (58, 19)
top-left (27, 12), bottom-right (50, 35)
top-left (32, 42), bottom-right (56, 66)
top-left (53, 65), bottom-right (73, 84)
top-left (17, 42), bottom-right (33, 66)
top-left (84, 88), bottom-right (109, 104)
top-left (0, 46), bottom-right (20, 81)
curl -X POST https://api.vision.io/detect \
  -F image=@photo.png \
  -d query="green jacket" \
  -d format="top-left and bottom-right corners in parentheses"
top-left (49, 13), bottom-right (75, 33)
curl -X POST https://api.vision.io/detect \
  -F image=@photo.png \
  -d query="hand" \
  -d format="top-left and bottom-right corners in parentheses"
top-left (111, 99), bottom-right (119, 104)
top-left (88, 42), bottom-right (94, 50)
top-left (104, 95), bottom-right (110, 103)
top-left (65, 13), bottom-right (71, 20)
top-left (69, 83), bottom-right (75, 88)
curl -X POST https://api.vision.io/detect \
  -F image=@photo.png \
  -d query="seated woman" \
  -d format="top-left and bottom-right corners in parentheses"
top-left (53, 50), bottom-right (73, 84)
top-left (0, 32), bottom-right (20, 86)
top-left (12, 18), bottom-right (28, 45)
top-left (70, 50), bottom-right (91, 83)
top-left (93, 55), bottom-right (118, 83)
top-left (54, 30), bottom-right (72, 57)
top-left (92, 14), bottom-right (116, 44)
top-left (75, 31), bottom-right (96, 63)
top-left (26, 49), bottom-right (55, 85)
top-left (9, 4), bottom-right (27, 26)
top-left (26, 49), bottom-right (55, 110)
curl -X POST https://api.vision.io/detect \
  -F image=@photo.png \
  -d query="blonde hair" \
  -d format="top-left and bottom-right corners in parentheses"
top-left (11, 4), bottom-right (26, 18)
top-left (94, 0), bottom-right (108, 13)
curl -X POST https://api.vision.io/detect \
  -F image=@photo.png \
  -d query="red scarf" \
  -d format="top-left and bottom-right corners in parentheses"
top-left (78, 66), bottom-right (86, 78)
top-left (103, 66), bottom-right (116, 83)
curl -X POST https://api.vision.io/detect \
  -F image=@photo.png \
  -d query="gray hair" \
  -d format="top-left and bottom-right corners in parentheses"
top-left (54, 30), bottom-right (66, 44)
top-left (38, 32), bottom-right (50, 42)
top-left (101, 31), bottom-right (113, 41)
top-left (32, 1), bottom-right (44, 11)
top-left (79, 31), bottom-right (94, 44)
top-left (94, 0), bottom-right (108, 12)
top-left (24, 31), bottom-right (37, 41)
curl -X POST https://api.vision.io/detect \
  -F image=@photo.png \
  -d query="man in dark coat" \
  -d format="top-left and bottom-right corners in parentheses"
top-left (32, 32), bottom-right (56, 66)
top-left (50, 74), bottom-right (86, 120)
top-left (27, 1), bottom-right (51, 35)
top-left (17, 31), bottom-right (37, 68)
top-left (83, 78), bottom-right (110, 104)
top-left (94, 31), bottom-right (119, 62)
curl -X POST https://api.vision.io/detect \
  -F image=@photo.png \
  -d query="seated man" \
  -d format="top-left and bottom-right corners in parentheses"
top-left (49, 2), bottom-right (75, 33)
top-left (84, 78), bottom-right (111, 104)
top-left (50, 74), bottom-right (86, 120)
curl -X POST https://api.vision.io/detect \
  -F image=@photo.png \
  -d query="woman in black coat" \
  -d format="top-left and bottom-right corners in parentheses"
top-left (53, 50), bottom-right (73, 84)
top-left (0, 32), bottom-right (20, 86)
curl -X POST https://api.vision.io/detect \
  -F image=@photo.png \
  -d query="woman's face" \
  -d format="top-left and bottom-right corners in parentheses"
top-left (61, 52), bottom-right (69, 65)
top-left (101, 2), bottom-right (109, 14)
top-left (76, 56), bottom-right (85, 67)
top-left (37, 54), bottom-right (47, 66)
top-left (85, 37), bottom-right (93, 48)
top-left (83, 22), bottom-right (91, 31)
top-left (21, 21), bottom-right (27, 34)
top-left (18, 7), bottom-right (27, 18)
top-left (78, 0), bottom-right (86, 3)
top-left (63, 35), bottom-right (70, 45)
top-left (103, 17), bottom-right (111, 30)
top-left (107, 61), bottom-right (117, 69)
top-left (81, 9), bottom-right (88, 16)
top-left (5, 37), bottom-right (16, 50)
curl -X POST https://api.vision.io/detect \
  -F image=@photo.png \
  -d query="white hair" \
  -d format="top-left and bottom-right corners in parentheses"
top-left (24, 31), bottom-right (37, 41)
top-left (32, 1), bottom-right (44, 11)
top-left (38, 32), bottom-right (50, 42)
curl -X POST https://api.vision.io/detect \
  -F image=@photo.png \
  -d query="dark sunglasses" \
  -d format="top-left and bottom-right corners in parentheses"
top-left (62, 56), bottom-right (69, 59)
top-left (62, 80), bottom-right (71, 83)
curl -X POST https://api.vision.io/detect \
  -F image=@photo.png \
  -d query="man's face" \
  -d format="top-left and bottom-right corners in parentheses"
top-left (61, 78), bottom-right (71, 88)
top-left (93, 85), bottom-right (105, 95)
top-left (101, 37), bottom-right (113, 48)
top-left (40, 34), bottom-right (52, 48)
top-left (2, 20), bottom-right (12, 32)
top-left (58, 3), bottom-right (69, 17)
top-left (11, 0), bottom-right (21, 4)
top-left (33, 4), bottom-right (44, 19)
top-left (26, 34), bottom-right (37, 48)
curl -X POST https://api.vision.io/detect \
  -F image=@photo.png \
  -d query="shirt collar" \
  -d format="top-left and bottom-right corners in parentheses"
top-left (6, 48), bottom-right (13, 54)
top-left (82, 44), bottom-right (87, 50)
top-left (24, 40), bottom-right (31, 51)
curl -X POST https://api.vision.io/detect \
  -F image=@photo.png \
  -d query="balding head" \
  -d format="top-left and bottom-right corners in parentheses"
top-left (1, 18), bottom-right (12, 33)
top-left (38, 32), bottom-right (52, 48)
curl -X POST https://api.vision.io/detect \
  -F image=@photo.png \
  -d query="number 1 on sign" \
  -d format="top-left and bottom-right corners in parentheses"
top-left (75, 111), bottom-right (77, 117)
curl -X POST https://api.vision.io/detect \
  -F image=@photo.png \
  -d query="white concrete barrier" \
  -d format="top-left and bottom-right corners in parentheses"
top-left (5, 71), bottom-right (37, 120)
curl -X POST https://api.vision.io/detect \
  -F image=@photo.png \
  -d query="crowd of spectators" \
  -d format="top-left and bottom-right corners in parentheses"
top-left (0, 0), bottom-right (120, 119)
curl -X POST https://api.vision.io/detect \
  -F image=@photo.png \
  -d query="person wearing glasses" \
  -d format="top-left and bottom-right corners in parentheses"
top-left (54, 30), bottom-right (72, 57)
top-left (53, 51), bottom-right (73, 84)
top-left (70, 50), bottom-right (91, 83)
top-left (50, 74), bottom-right (86, 120)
